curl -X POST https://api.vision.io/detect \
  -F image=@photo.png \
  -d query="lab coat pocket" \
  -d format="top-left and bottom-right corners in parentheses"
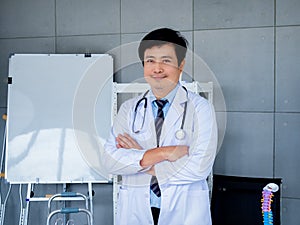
top-left (116, 187), bottom-right (129, 225)
top-left (183, 189), bottom-right (211, 225)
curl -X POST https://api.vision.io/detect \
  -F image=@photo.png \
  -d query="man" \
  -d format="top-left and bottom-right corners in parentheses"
top-left (103, 28), bottom-right (217, 225)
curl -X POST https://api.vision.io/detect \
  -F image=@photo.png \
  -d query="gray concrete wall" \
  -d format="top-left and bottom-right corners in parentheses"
top-left (0, 0), bottom-right (299, 224)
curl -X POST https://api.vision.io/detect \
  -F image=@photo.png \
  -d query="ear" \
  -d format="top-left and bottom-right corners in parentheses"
top-left (179, 59), bottom-right (185, 72)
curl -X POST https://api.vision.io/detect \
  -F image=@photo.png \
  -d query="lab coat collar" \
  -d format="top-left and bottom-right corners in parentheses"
top-left (160, 85), bottom-right (188, 145)
top-left (134, 91), bottom-right (156, 137)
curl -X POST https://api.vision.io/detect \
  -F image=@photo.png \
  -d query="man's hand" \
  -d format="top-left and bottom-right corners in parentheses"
top-left (146, 166), bottom-right (156, 176)
top-left (116, 133), bottom-right (142, 150)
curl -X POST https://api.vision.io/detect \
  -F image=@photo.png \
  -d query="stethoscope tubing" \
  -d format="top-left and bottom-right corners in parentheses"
top-left (132, 90), bottom-right (149, 134)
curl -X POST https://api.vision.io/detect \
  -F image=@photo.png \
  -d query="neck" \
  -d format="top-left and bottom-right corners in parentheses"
top-left (152, 83), bottom-right (177, 99)
top-left (153, 88), bottom-right (171, 100)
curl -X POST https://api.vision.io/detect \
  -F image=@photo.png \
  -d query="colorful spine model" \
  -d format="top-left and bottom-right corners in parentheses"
top-left (261, 183), bottom-right (279, 225)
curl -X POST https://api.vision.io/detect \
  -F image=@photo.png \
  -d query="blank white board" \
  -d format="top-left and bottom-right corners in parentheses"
top-left (6, 54), bottom-right (113, 183)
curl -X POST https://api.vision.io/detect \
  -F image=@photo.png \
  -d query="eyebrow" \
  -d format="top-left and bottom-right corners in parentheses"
top-left (144, 55), bottom-right (174, 59)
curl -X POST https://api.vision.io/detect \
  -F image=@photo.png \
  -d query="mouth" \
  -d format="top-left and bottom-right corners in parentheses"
top-left (151, 75), bottom-right (167, 81)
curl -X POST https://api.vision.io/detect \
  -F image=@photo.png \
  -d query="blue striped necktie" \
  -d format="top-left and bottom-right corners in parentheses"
top-left (151, 99), bottom-right (168, 197)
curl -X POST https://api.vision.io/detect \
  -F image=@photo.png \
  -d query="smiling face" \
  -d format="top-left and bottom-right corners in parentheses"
top-left (143, 43), bottom-right (185, 99)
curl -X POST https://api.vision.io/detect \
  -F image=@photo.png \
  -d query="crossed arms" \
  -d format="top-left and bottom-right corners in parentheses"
top-left (116, 133), bottom-right (188, 175)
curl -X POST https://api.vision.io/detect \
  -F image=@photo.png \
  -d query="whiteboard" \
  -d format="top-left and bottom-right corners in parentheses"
top-left (6, 54), bottom-right (113, 183)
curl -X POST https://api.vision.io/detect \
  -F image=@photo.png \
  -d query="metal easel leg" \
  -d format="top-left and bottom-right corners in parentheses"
top-left (88, 182), bottom-right (94, 225)
top-left (18, 183), bottom-right (32, 225)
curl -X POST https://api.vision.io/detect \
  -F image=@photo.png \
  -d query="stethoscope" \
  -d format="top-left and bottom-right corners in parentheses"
top-left (132, 86), bottom-right (188, 140)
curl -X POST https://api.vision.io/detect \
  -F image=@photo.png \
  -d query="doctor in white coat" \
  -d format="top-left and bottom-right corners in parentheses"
top-left (103, 28), bottom-right (218, 225)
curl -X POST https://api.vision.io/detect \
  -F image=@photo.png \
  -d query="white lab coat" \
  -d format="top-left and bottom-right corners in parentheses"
top-left (103, 85), bottom-right (218, 225)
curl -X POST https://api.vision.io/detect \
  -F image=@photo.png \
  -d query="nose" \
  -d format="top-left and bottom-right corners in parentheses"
top-left (153, 62), bottom-right (163, 73)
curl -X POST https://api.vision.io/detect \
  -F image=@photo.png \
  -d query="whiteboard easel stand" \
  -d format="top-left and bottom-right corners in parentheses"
top-left (0, 114), bottom-right (12, 225)
top-left (6, 54), bottom-right (113, 225)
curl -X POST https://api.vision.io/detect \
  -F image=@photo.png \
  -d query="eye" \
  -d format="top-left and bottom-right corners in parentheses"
top-left (162, 59), bottom-right (172, 64)
top-left (145, 58), bottom-right (154, 63)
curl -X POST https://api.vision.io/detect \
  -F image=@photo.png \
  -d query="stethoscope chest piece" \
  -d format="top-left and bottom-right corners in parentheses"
top-left (175, 129), bottom-right (186, 140)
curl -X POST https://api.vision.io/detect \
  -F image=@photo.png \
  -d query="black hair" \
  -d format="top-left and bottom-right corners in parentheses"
top-left (138, 28), bottom-right (188, 66)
